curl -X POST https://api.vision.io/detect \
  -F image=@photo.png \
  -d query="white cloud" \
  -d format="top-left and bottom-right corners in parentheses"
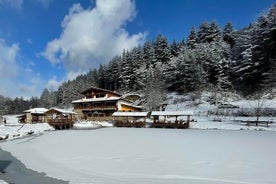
top-left (0, 39), bottom-right (19, 80)
top-left (43, 0), bottom-right (146, 79)
top-left (0, 0), bottom-right (23, 10)
top-left (46, 76), bottom-right (63, 91)
top-left (0, 39), bottom-right (43, 99)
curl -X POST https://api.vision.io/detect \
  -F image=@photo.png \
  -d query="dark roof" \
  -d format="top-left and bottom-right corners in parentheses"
top-left (81, 86), bottom-right (121, 97)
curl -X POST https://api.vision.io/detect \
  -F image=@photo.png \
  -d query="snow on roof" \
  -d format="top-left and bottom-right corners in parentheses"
top-left (151, 111), bottom-right (193, 116)
top-left (119, 100), bottom-right (143, 109)
top-left (72, 96), bottom-right (120, 103)
top-left (23, 108), bottom-right (48, 114)
top-left (81, 86), bottom-right (121, 96)
top-left (112, 112), bottom-right (149, 117)
top-left (46, 108), bottom-right (75, 114)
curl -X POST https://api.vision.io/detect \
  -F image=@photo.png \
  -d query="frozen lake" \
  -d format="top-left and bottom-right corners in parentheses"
top-left (1, 128), bottom-right (276, 184)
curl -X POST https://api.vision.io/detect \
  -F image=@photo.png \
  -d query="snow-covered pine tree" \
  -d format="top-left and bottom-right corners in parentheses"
top-left (186, 27), bottom-right (197, 49)
top-left (216, 58), bottom-right (233, 91)
top-left (107, 56), bottom-right (120, 91)
top-left (130, 46), bottom-right (144, 91)
top-left (143, 64), bottom-right (167, 111)
top-left (39, 88), bottom-right (52, 108)
top-left (261, 58), bottom-right (276, 92)
top-left (153, 34), bottom-right (171, 65)
top-left (98, 64), bottom-right (108, 89)
top-left (197, 21), bottom-right (210, 43)
top-left (170, 39), bottom-right (181, 57)
top-left (164, 49), bottom-right (186, 92)
top-left (233, 44), bottom-right (256, 93)
top-left (119, 50), bottom-right (136, 92)
top-left (135, 42), bottom-right (157, 90)
top-left (207, 21), bottom-right (222, 43)
top-left (182, 49), bottom-right (206, 92)
top-left (223, 22), bottom-right (236, 48)
top-left (0, 95), bottom-right (13, 115)
top-left (252, 4), bottom-right (276, 93)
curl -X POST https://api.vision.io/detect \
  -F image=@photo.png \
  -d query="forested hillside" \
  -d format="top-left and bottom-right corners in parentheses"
top-left (1, 2), bottom-right (275, 114)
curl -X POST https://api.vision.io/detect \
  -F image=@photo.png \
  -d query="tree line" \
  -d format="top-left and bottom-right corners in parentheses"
top-left (1, 3), bottom-right (275, 113)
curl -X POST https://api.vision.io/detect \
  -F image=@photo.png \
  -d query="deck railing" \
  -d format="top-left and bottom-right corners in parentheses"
top-left (153, 120), bottom-right (189, 129)
top-left (74, 105), bottom-right (117, 110)
top-left (47, 118), bottom-right (75, 125)
top-left (113, 120), bottom-right (146, 128)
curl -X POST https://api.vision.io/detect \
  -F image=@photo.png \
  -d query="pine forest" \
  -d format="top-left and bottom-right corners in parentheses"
top-left (0, 2), bottom-right (275, 114)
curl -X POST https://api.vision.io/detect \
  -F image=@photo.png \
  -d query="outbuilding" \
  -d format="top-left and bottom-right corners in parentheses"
top-left (151, 111), bottom-right (193, 128)
top-left (22, 108), bottom-right (48, 123)
top-left (45, 108), bottom-right (76, 129)
top-left (112, 111), bottom-right (149, 128)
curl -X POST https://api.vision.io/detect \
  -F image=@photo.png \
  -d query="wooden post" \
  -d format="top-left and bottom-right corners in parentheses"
top-left (187, 115), bottom-right (191, 128)
top-left (187, 115), bottom-right (190, 123)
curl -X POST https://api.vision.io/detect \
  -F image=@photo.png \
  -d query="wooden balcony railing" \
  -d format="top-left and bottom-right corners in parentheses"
top-left (74, 105), bottom-right (117, 110)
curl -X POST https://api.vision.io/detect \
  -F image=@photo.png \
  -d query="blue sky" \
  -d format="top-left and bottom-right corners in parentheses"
top-left (0, 0), bottom-right (275, 99)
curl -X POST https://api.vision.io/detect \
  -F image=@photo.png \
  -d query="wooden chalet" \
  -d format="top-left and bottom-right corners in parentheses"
top-left (45, 108), bottom-right (75, 129)
top-left (72, 87), bottom-right (142, 121)
top-left (19, 108), bottom-right (48, 123)
top-left (151, 111), bottom-right (193, 129)
top-left (112, 112), bottom-right (149, 128)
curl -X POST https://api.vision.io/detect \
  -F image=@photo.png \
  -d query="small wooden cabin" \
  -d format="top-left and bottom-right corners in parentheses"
top-left (112, 112), bottom-right (149, 128)
top-left (72, 87), bottom-right (142, 121)
top-left (21, 108), bottom-right (48, 123)
top-left (45, 108), bottom-right (75, 129)
top-left (151, 111), bottom-right (193, 129)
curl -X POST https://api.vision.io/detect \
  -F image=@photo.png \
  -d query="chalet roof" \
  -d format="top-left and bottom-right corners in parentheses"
top-left (23, 108), bottom-right (48, 114)
top-left (72, 96), bottom-right (121, 103)
top-left (151, 111), bottom-right (194, 116)
top-left (81, 86), bottom-right (121, 97)
top-left (119, 100), bottom-right (143, 109)
top-left (45, 108), bottom-right (75, 114)
top-left (112, 112), bottom-right (149, 117)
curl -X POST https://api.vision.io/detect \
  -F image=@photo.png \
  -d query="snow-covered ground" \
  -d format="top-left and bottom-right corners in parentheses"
top-left (166, 92), bottom-right (276, 131)
top-left (0, 115), bottom-right (54, 140)
top-left (1, 128), bottom-right (276, 184)
top-left (0, 92), bottom-right (276, 183)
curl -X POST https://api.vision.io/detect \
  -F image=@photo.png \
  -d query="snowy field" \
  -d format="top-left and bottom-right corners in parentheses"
top-left (1, 93), bottom-right (276, 183)
top-left (1, 128), bottom-right (276, 184)
top-left (0, 115), bottom-right (54, 140)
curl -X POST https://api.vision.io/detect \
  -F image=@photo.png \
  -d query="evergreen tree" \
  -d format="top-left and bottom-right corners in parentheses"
top-left (153, 34), bottom-right (171, 64)
top-left (98, 64), bottom-right (108, 89)
top-left (207, 21), bottom-right (221, 42)
top-left (39, 88), bottom-right (52, 108)
top-left (197, 21), bottom-right (210, 43)
top-left (107, 56), bottom-right (120, 91)
top-left (216, 58), bottom-right (233, 91)
top-left (143, 65), bottom-right (167, 111)
top-left (170, 40), bottom-right (181, 57)
top-left (223, 22), bottom-right (235, 48)
top-left (119, 50), bottom-right (135, 92)
top-left (181, 49), bottom-right (206, 92)
top-left (186, 27), bottom-right (197, 48)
